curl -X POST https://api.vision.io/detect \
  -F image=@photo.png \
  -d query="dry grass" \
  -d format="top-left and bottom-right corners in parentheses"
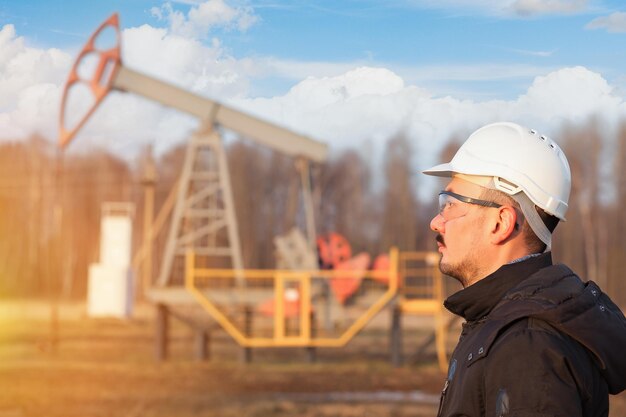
top-left (0, 299), bottom-right (442, 417)
top-left (0, 299), bottom-right (623, 417)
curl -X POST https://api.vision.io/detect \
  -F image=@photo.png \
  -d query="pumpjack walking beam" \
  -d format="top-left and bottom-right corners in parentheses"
top-left (58, 14), bottom-right (327, 163)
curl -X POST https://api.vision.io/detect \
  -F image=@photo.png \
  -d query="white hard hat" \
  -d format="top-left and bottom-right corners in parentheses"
top-left (423, 121), bottom-right (571, 221)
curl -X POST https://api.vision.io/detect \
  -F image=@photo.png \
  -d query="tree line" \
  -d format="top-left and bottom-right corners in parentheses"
top-left (0, 120), bottom-right (624, 306)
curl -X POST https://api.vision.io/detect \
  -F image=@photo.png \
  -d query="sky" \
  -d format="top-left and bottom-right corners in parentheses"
top-left (2, 0), bottom-right (626, 173)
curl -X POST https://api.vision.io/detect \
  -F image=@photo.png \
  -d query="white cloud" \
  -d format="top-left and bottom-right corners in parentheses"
top-left (399, 63), bottom-right (555, 82)
top-left (242, 58), bottom-right (561, 99)
top-left (0, 16), bottom-right (256, 151)
top-left (122, 24), bottom-right (250, 98)
top-left (248, 58), bottom-right (369, 82)
top-left (151, 0), bottom-right (258, 39)
top-left (508, 0), bottom-right (588, 16)
top-left (229, 65), bottom-right (626, 172)
top-left (586, 12), bottom-right (626, 33)
top-left (0, 24), bottom-right (71, 139)
top-left (515, 66), bottom-right (622, 124)
top-left (1, 6), bottom-right (625, 169)
top-left (507, 48), bottom-right (556, 57)
top-left (405, 0), bottom-right (589, 17)
top-left (230, 67), bottom-right (412, 146)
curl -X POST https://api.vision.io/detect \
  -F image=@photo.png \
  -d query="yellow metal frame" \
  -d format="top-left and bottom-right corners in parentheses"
top-left (185, 248), bottom-right (399, 347)
top-left (397, 251), bottom-right (448, 371)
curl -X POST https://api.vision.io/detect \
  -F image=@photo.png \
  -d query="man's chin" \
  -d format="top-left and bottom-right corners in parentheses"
top-left (439, 258), bottom-right (454, 277)
top-left (439, 259), bottom-right (462, 281)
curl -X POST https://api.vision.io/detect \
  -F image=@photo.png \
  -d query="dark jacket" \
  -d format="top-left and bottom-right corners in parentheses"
top-left (438, 253), bottom-right (626, 417)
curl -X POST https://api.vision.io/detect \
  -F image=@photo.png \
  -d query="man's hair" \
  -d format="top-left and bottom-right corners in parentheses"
top-left (479, 188), bottom-right (560, 253)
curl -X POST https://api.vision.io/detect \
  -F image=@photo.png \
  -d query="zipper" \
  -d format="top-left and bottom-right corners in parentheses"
top-left (437, 356), bottom-right (457, 417)
top-left (437, 379), bottom-right (450, 417)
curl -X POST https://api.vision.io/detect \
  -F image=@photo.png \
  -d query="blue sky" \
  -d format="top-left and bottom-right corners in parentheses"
top-left (2, 0), bottom-right (626, 165)
top-left (5, 0), bottom-right (626, 99)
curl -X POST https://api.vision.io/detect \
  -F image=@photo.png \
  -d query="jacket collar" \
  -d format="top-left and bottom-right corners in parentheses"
top-left (444, 252), bottom-right (553, 321)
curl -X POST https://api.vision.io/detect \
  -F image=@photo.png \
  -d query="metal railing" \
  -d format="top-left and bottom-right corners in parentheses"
top-left (184, 247), bottom-right (399, 348)
top-left (397, 251), bottom-right (448, 371)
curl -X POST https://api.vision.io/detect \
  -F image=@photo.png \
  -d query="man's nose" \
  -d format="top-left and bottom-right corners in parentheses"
top-left (430, 213), bottom-right (444, 233)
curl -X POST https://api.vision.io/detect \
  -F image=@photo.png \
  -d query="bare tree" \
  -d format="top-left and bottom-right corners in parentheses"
top-left (379, 134), bottom-right (419, 252)
top-left (318, 150), bottom-right (375, 254)
top-left (558, 121), bottom-right (605, 286)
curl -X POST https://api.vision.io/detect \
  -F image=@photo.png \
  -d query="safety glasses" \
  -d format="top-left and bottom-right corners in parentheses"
top-left (438, 190), bottom-right (502, 221)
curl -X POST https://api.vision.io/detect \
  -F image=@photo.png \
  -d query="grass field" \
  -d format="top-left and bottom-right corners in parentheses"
top-left (0, 299), bottom-right (445, 417)
top-left (0, 299), bottom-right (624, 417)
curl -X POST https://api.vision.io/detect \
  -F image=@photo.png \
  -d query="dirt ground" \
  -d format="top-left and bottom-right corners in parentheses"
top-left (0, 299), bottom-right (624, 417)
top-left (0, 299), bottom-right (446, 417)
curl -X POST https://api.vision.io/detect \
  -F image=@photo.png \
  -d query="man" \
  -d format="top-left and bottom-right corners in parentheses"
top-left (423, 122), bottom-right (626, 417)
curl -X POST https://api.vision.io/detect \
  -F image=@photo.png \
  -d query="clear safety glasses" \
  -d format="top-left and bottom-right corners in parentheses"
top-left (438, 190), bottom-right (502, 221)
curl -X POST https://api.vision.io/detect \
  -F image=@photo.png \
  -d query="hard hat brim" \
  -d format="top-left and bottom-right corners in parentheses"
top-left (422, 163), bottom-right (455, 177)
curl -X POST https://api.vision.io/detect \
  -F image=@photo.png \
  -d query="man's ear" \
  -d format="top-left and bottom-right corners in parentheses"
top-left (490, 206), bottom-right (519, 244)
